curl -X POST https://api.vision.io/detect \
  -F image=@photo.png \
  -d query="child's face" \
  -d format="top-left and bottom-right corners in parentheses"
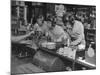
top-left (65, 22), bottom-right (72, 33)
top-left (37, 18), bottom-right (43, 26)
top-left (47, 21), bottom-right (52, 28)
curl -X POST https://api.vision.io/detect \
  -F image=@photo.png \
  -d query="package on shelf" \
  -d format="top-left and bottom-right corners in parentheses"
top-left (63, 47), bottom-right (71, 56)
top-left (57, 46), bottom-right (77, 59)
top-left (68, 48), bottom-right (77, 59)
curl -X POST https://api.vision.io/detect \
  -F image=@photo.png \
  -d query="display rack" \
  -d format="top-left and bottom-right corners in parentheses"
top-left (11, 1), bottom-right (27, 28)
top-left (11, 1), bottom-right (28, 36)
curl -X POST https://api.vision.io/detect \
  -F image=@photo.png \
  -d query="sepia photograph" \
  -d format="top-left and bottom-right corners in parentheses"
top-left (11, 0), bottom-right (96, 74)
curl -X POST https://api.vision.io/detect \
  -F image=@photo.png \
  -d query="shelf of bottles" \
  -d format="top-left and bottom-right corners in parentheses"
top-left (11, 1), bottom-right (27, 35)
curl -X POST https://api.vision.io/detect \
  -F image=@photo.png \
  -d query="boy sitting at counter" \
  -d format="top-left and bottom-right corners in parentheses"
top-left (45, 16), bottom-right (69, 43)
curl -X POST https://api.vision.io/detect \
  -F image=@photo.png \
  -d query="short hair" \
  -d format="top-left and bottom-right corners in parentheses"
top-left (63, 13), bottom-right (75, 26)
top-left (46, 15), bottom-right (54, 21)
top-left (69, 14), bottom-right (75, 22)
top-left (37, 15), bottom-right (44, 20)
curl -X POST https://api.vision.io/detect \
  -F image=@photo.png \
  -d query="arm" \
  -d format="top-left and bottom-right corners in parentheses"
top-left (11, 31), bottom-right (34, 42)
top-left (71, 33), bottom-right (83, 45)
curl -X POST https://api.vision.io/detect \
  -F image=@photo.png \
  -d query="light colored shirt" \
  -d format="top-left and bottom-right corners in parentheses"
top-left (33, 23), bottom-right (42, 32)
top-left (48, 25), bottom-right (68, 42)
top-left (70, 20), bottom-right (85, 45)
top-left (33, 22), bottom-right (48, 34)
